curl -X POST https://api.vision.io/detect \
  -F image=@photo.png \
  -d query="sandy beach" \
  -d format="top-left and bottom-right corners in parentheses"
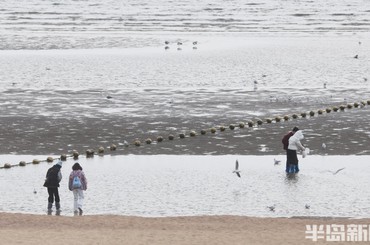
top-left (1, 212), bottom-right (369, 245)
top-left (1, 1), bottom-right (369, 244)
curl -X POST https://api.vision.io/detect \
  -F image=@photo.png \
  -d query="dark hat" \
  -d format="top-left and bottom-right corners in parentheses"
top-left (292, 126), bottom-right (299, 132)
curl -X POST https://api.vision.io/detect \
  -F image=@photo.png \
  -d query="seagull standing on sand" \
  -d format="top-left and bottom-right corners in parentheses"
top-left (253, 80), bottom-right (258, 91)
top-left (177, 41), bottom-right (182, 51)
top-left (233, 160), bottom-right (241, 178)
top-left (192, 41), bottom-right (198, 50)
top-left (322, 143), bottom-right (327, 150)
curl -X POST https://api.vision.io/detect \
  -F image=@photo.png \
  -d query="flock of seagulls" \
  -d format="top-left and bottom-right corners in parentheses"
top-left (266, 203), bottom-right (311, 212)
top-left (232, 155), bottom-right (345, 213)
top-left (164, 40), bottom-right (198, 50)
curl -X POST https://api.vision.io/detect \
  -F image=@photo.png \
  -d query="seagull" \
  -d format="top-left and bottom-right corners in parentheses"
top-left (305, 204), bottom-right (310, 209)
top-left (177, 42), bottom-right (183, 46)
top-left (164, 46), bottom-right (170, 50)
top-left (33, 189), bottom-right (37, 194)
top-left (354, 54), bottom-right (358, 59)
top-left (232, 160), bottom-right (241, 178)
top-left (165, 41), bottom-right (169, 45)
top-left (321, 143), bottom-right (327, 150)
top-left (274, 158), bottom-right (281, 165)
top-left (253, 80), bottom-right (258, 91)
top-left (332, 167), bottom-right (345, 175)
top-left (123, 140), bottom-right (129, 147)
top-left (192, 41), bottom-right (198, 45)
top-left (267, 205), bottom-right (275, 212)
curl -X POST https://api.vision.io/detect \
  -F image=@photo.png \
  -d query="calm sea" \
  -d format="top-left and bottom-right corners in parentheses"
top-left (0, 0), bottom-right (369, 50)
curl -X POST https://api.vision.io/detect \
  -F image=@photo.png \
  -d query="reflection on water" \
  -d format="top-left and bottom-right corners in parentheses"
top-left (1, 155), bottom-right (370, 218)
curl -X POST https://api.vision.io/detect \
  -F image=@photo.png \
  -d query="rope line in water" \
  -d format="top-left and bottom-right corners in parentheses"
top-left (1, 100), bottom-right (369, 169)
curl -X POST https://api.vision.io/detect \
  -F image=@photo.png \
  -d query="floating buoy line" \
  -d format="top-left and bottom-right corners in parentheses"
top-left (1, 100), bottom-right (369, 170)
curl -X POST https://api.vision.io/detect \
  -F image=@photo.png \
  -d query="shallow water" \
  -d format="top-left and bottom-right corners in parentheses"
top-left (1, 155), bottom-right (370, 218)
top-left (1, 36), bottom-right (369, 91)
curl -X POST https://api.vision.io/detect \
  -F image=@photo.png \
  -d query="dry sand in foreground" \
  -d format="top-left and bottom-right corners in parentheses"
top-left (0, 212), bottom-right (368, 245)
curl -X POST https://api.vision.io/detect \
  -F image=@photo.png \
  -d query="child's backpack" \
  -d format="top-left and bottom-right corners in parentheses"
top-left (72, 176), bottom-right (82, 189)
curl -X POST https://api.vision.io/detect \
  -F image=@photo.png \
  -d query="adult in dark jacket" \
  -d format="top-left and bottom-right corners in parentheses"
top-left (282, 126), bottom-right (299, 172)
top-left (43, 161), bottom-right (62, 212)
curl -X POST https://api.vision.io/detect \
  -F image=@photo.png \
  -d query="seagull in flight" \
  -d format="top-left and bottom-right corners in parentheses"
top-left (233, 160), bottom-right (241, 178)
top-left (332, 167), bottom-right (345, 175)
top-left (274, 158), bottom-right (281, 165)
top-left (267, 205), bottom-right (275, 212)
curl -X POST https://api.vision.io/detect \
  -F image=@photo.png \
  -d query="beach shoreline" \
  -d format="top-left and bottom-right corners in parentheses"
top-left (1, 212), bottom-right (368, 245)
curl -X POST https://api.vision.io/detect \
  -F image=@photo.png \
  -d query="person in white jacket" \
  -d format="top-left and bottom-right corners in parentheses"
top-left (287, 130), bottom-right (305, 173)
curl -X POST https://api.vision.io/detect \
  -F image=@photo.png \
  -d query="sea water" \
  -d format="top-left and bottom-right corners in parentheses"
top-left (0, 155), bottom-right (370, 217)
top-left (1, 1), bottom-right (370, 217)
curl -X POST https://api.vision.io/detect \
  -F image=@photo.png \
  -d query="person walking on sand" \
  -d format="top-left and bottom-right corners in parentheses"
top-left (287, 130), bottom-right (305, 174)
top-left (69, 162), bottom-right (87, 216)
top-left (43, 160), bottom-right (63, 213)
top-left (282, 126), bottom-right (299, 172)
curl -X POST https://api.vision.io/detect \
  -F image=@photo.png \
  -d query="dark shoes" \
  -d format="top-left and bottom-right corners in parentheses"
top-left (74, 208), bottom-right (83, 216)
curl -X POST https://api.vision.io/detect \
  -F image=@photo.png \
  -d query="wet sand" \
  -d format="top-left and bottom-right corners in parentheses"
top-left (0, 88), bottom-right (369, 156)
top-left (1, 212), bottom-right (368, 245)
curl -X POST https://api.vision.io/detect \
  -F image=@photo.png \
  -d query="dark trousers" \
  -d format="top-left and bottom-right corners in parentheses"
top-left (47, 187), bottom-right (60, 203)
top-left (286, 149), bottom-right (299, 173)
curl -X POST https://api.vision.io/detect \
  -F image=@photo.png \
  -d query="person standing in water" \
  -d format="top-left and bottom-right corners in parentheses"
top-left (287, 130), bottom-right (305, 173)
top-left (282, 126), bottom-right (299, 172)
top-left (43, 160), bottom-right (63, 213)
top-left (68, 162), bottom-right (87, 216)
